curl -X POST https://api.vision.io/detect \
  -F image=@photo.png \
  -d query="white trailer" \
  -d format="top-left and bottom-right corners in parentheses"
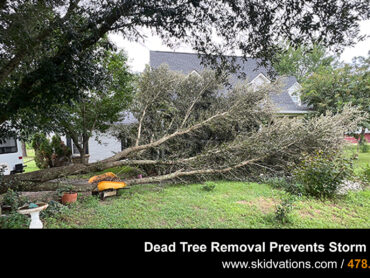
top-left (0, 137), bottom-right (25, 175)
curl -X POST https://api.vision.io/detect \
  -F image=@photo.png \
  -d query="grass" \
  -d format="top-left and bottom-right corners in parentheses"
top-left (44, 181), bottom-right (370, 229)
top-left (344, 144), bottom-right (370, 169)
top-left (13, 143), bottom-right (370, 229)
top-left (23, 148), bottom-right (39, 173)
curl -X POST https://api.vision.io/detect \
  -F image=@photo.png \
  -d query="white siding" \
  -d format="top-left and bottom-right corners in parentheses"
top-left (60, 132), bottom-right (121, 163)
top-left (87, 132), bottom-right (121, 162)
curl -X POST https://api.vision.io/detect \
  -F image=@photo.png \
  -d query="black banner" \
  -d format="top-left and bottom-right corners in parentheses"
top-left (1, 229), bottom-right (369, 274)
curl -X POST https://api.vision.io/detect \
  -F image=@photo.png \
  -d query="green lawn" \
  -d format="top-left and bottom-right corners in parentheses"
top-left (17, 144), bottom-right (370, 229)
top-left (344, 144), bottom-right (370, 172)
top-left (23, 148), bottom-right (39, 173)
top-left (44, 181), bottom-right (370, 229)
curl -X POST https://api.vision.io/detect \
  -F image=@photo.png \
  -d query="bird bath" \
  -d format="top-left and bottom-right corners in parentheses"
top-left (17, 202), bottom-right (48, 229)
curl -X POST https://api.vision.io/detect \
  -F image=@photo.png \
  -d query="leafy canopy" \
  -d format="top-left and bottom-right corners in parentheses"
top-left (48, 50), bottom-right (135, 156)
top-left (301, 52), bottom-right (370, 130)
top-left (272, 43), bottom-right (337, 82)
top-left (0, 0), bottom-right (369, 134)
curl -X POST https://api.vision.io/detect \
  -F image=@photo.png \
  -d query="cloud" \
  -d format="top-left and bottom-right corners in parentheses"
top-left (340, 20), bottom-right (370, 63)
top-left (109, 20), bottom-right (370, 72)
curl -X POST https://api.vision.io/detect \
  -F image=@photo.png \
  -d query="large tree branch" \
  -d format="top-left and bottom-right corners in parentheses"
top-left (135, 105), bottom-right (148, 147)
top-left (104, 110), bottom-right (229, 162)
top-left (0, 106), bottom-right (229, 189)
top-left (179, 76), bottom-right (217, 129)
top-left (0, 2), bottom-right (135, 125)
top-left (125, 157), bottom-right (263, 186)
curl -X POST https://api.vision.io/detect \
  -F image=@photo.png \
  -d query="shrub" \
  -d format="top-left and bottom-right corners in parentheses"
top-left (40, 200), bottom-right (68, 218)
top-left (56, 184), bottom-right (75, 197)
top-left (0, 165), bottom-right (5, 183)
top-left (32, 133), bottom-right (71, 169)
top-left (292, 152), bottom-right (354, 198)
top-left (2, 189), bottom-right (29, 211)
top-left (202, 182), bottom-right (216, 191)
top-left (274, 195), bottom-right (296, 224)
top-left (32, 133), bottom-right (52, 169)
top-left (358, 164), bottom-right (370, 184)
top-left (115, 166), bottom-right (145, 179)
top-left (0, 212), bottom-right (29, 228)
top-left (359, 141), bottom-right (369, 153)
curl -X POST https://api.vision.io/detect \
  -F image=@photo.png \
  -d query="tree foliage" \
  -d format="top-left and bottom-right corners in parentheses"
top-left (31, 133), bottom-right (71, 169)
top-left (116, 65), bottom-right (229, 161)
top-left (301, 52), bottom-right (370, 138)
top-left (0, 0), bottom-right (369, 136)
top-left (272, 43), bottom-right (337, 82)
top-left (48, 50), bottom-right (135, 160)
top-left (2, 66), bottom-right (366, 194)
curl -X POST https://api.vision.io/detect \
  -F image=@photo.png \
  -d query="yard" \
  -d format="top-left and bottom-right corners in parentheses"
top-left (44, 181), bottom-right (369, 229)
top-left (5, 143), bottom-right (369, 229)
top-left (23, 148), bottom-right (39, 173)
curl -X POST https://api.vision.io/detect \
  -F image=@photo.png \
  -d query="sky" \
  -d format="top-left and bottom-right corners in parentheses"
top-left (109, 20), bottom-right (370, 73)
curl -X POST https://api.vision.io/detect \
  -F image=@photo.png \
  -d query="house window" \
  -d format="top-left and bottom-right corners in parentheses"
top-left (288, 82), bottom-right (302, 106)
top-left (66, 137), bottom-right (88, 155)
top-left (291, 95), bottom-right (299, 104)
top-left (72, 142), bottom-right (80, 155)
top-left (121, 138), bottom-right (132, 151)
top-left (249, 73), bottom-right (270, 91)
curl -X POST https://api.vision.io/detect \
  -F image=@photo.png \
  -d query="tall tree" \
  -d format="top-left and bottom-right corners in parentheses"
top-left (301, 52), bottom-right (370, 143)
top-left (49, 50), bottom-right (135, 163)
top-left (0, 0), bottom-right (369, 133)
top-left (272, 43), bottom-right (337, 82)
top-left (1, 67), bottom-right (365, 193)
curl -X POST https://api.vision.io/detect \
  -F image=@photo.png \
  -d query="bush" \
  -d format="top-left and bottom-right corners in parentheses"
top-left (0, 212), bottom-right (29, 229)
top-left (359, 141), bottom-right (369, 153)
top-left (292, 152), bottom-right (354, 198)
top-left (2, 189), bottom-right (29, 211)
top-left (202, 182), bottom-right (217, 191)
top-left (358, 164), bottom-right (370, 184)
top-left (56, 184), bottom-right (75, 197)
top-left (115, 166), bottom-right (145, 179)
top-left (0, 188), bottom-right (30, 229)
top-left (32, 133), bottom-right (71, 169)
top-left (274, 195), bottom-right (298, 224)
top-left (40, 200), bottom-right (68, 218)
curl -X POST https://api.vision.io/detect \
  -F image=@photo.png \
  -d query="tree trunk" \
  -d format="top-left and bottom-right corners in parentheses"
top-left (0, 155), bottom-right (261, 193)
top-left (355, 127), bottom-right (366, 152)
top-left (358, 127), bottom-right (366, 144)
top-left (0, 159), bottom-right (179, 193)
top-left (21, 140), bottom-right (27, 157)
top-left (82, 135), bottom-right (89, 165)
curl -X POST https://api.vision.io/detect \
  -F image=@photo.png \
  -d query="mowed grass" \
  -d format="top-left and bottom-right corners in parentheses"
top-left (21, 143), bottom-right (369, 229)
top-left (44, 181), bottom-right (370, 229)
top-left (23, 148), bottom-right (39, 173)
top-left (344, 144), bottom-right (370, 169)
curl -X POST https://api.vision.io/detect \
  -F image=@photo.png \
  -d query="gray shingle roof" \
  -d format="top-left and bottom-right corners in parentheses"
top-left (150, 51), bottom-right (311, 114)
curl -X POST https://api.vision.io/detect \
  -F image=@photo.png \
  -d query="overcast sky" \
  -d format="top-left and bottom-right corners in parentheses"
top-left (109, 20), bottom-right (370, 73)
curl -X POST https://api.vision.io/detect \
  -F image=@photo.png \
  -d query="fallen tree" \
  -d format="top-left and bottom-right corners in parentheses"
top-left (0, 67), bottom-right (366, 193)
